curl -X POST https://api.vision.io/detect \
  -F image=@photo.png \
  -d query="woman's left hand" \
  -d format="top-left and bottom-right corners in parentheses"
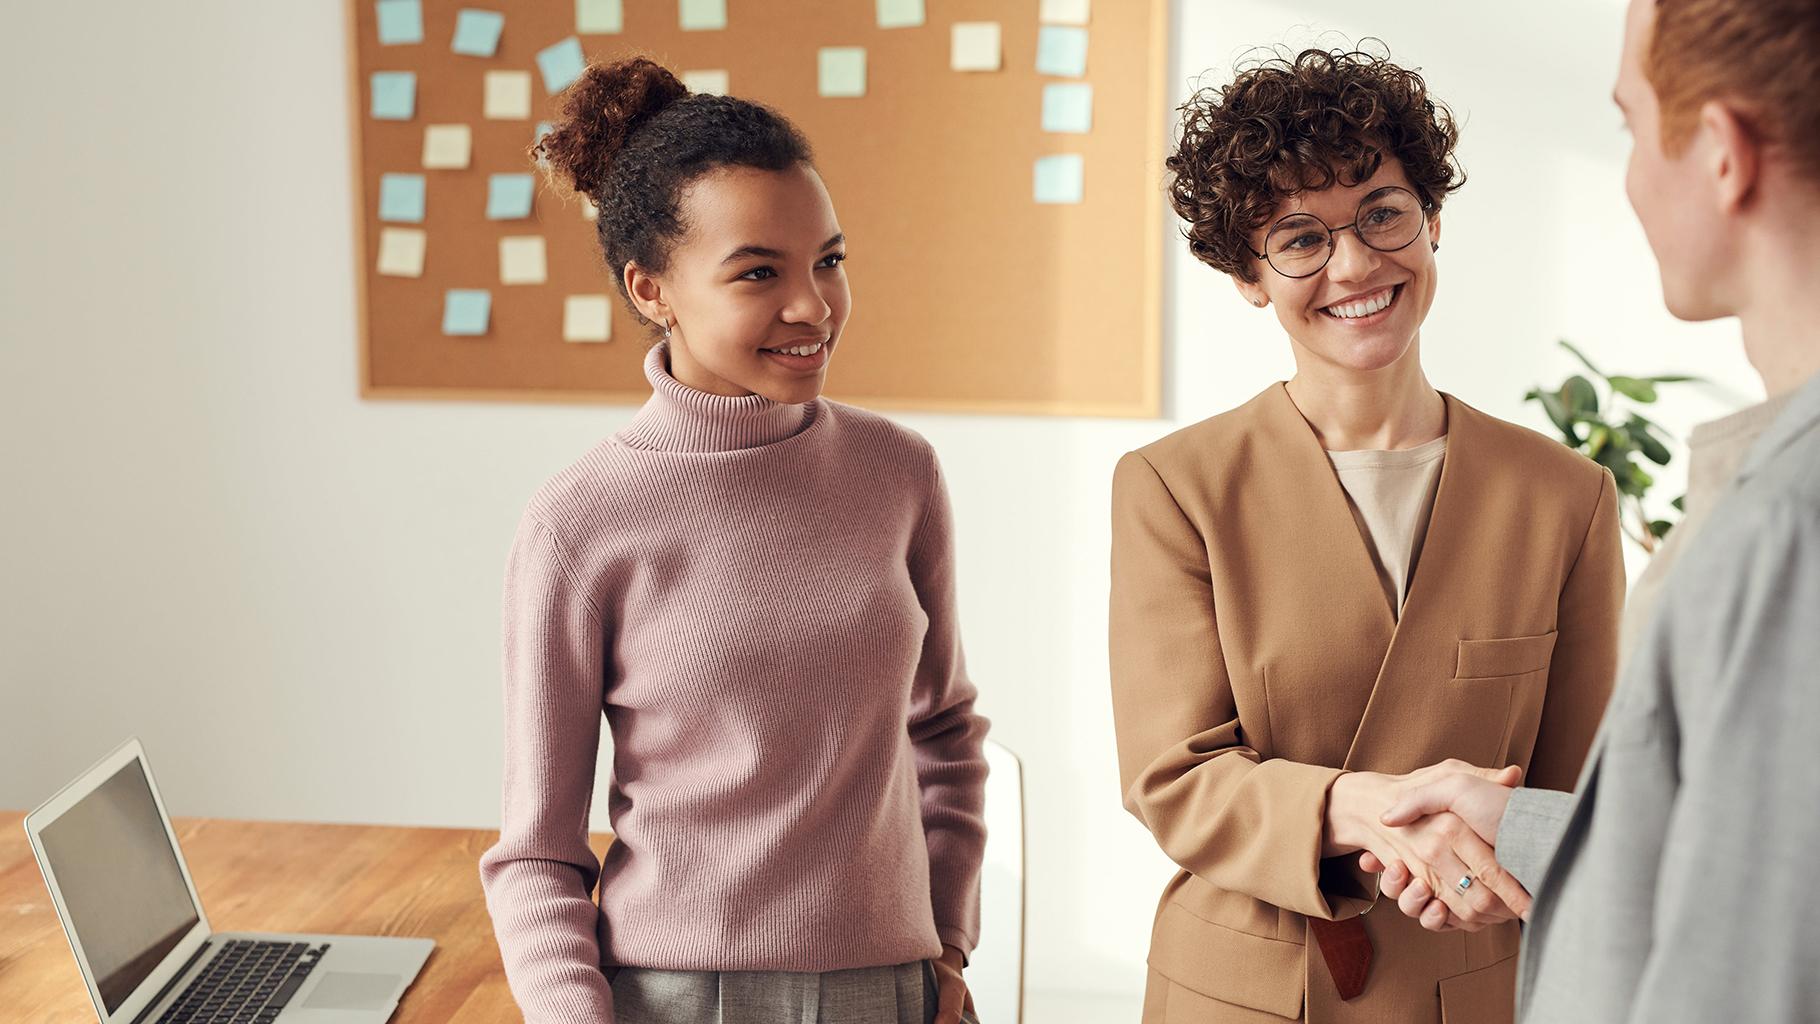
top-left (931, 944), bottom-right (976, 1024)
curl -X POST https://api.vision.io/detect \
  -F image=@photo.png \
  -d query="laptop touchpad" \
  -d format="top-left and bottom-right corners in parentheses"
top-left (303, 972), bottom-right (400, 1010)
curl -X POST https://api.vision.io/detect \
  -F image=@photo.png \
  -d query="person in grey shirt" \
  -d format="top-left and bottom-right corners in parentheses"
top-left (1352, 0), bottom-right (1820, 1020)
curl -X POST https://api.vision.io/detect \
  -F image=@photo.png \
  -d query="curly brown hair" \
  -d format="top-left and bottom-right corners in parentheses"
top-left (534, 57), bottom-right (814, 325)
top-left (1167, 45), bottom-right (1466, 283)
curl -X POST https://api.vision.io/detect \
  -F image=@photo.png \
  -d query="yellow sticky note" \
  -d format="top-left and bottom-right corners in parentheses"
top-left (377, 227), bottom-right (426, 277)
top-left (500, 236), bottom-right (548, 284)
top-left (422, 124), bottom-right (472, 168)
top-left (563, 295), bottom-right (613, 342)
top-left (951, 22), bottom-right (1001, 72)
top-left (484, 71), bottom-right (532, 119)
top-left (682, 69), bottom-right (729, 95)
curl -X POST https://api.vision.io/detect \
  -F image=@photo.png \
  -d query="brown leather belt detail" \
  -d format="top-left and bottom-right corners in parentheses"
top-left (1307, 915), bottom-right (1373, 1000)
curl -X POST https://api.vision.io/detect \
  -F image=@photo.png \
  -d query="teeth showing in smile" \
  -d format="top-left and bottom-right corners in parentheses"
top-left (1323, 286), bottom-right (1397, 320)
top-left (765, 342), bottom-right (825, 357)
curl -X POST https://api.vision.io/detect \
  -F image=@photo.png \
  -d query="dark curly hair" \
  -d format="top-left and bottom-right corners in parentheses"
top-left (534, 57), bottom-right (814, 325)
top-left (1167, 45), bottom-right (1466, 283)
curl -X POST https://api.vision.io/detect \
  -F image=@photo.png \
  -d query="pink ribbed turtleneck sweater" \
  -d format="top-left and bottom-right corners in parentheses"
top-left (478, 343), bottom-right (990, 1024)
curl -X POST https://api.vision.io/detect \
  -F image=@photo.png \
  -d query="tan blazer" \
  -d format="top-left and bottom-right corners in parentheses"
top-left (1110, 384), bottom-right (1623, 1024)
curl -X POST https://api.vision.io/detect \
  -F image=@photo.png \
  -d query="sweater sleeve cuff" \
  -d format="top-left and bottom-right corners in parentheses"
top-left (1498, 786), bottom-right (1576, 892)
top-left (935, 925), bottom-right (975, 966)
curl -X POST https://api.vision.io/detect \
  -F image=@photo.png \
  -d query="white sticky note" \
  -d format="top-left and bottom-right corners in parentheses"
top-left (876, 0), bottom-right (924, 28)
top-left (679, 0), bottom-right (727, 31)
top-left (818, 48), bottom-right (867, 98)
top-left (1036, 26), bottom-right (1088, 76)
top-left (377, 227), bottom-right (426, 276)
top-left (484, 70), bottom-right (532, 119)
top-left (500, 236), bottom-right (548, 284)
top-left (564, 295), bottom-right (613, 342)
top-left (422, 124), bottom-right (472, 168)
top-left (951, 22), bottom-right (1001, 72)
top-left (1039, 0), bottom-right (1090, 25)
top-left (1042, 83), bottom-right (1093, 133)
top-left (576, 0), bottom-right (623, 33)
top-left (1034, 154), bottom-right (1084, 204)
top-left (682, 69), bottom-right (730, 95)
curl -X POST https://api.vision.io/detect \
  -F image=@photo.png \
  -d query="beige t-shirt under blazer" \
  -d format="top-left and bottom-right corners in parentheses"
top-left (1326, 435), bottom-right (1449, 620)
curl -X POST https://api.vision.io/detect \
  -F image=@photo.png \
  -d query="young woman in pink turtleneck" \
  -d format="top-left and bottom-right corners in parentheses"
top-left (476, 57), bottom-right (988, 1024)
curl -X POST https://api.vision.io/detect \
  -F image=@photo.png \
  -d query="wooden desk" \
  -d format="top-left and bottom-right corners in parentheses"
top-left (0, 812), bottom-right (612, 1022)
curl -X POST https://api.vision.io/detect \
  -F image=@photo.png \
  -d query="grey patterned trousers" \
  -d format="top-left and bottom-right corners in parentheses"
top-left (608, 959), bottom-right (982, 1024)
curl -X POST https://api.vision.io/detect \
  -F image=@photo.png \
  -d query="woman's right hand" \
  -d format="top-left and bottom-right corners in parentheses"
top-left (1325, 762), bottom-right (1530, 931)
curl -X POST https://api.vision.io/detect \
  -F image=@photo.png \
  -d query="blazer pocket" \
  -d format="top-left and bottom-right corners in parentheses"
top-left (1438, 953), bottom-right (1518, 1024)
top-left (1455, 631), bottom-right (1559, 680)
top-left (1149, 899), bottom-right (1304, 1020)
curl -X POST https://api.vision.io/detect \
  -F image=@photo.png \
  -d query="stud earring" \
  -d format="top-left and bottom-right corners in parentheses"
top-left (1432, 242), bottom-right (1440, 252)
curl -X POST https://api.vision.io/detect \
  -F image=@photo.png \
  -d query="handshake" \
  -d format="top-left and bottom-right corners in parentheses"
top-left (1324, 760), bottom-right (1531, 932)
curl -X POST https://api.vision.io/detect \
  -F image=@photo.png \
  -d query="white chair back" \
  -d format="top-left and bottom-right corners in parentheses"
top-left (967, 739), bottom-right (1025, 1024)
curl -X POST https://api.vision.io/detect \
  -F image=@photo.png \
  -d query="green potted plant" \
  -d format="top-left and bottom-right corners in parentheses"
top-left (1524, 340), bottom-right (1703, 553)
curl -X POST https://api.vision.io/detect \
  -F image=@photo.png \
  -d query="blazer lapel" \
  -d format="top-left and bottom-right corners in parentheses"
top-left (1342, 393), bottom-right (1483, 770)
top-left (1230, 385), bottom-right (1398, 765)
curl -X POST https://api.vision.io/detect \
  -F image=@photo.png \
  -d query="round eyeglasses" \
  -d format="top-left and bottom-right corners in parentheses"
top-left (1247, 186), bottom-right (1433, 279)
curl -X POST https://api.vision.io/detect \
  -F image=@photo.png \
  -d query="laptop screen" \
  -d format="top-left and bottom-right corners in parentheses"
top-left (38, 757), bottom-right (202, 1013)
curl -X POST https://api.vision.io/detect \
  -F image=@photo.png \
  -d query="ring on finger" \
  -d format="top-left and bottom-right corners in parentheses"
top-left (1455, 875), bottom-right (1474, 895)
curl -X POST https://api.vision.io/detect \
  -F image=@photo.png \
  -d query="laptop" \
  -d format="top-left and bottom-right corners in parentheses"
top-left (23, 738), bottom-right (434, 1024)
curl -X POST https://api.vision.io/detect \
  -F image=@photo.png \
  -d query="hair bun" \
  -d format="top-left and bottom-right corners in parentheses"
top-left (535, 57), bottom-right (688, 199)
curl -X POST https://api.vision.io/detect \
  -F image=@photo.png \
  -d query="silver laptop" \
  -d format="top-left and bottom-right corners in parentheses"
top-left (23, 738), bottom-right (434, 1024)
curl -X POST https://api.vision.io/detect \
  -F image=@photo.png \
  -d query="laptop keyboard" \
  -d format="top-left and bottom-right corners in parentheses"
top-left (156, 939), bottom-right (331, 1024)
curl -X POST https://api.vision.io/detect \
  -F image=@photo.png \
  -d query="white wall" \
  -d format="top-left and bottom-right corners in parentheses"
top-left (0, 0), bottom-right (1761, 1017)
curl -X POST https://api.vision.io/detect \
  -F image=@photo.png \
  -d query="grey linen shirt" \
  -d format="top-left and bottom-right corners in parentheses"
top-left (1498, 369), bottom-right (1820, 1022)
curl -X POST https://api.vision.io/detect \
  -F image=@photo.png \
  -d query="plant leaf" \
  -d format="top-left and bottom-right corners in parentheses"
top-left (1561, 375), bottom-right (1599, 417)
top-left (1649, 519), bottom-right (1674, 539)
top-left (1533, 388), bottom-right (1580, 444)
top-left (1558, 339), bottom-right (1605, 379)
top-left (1646, 374), bottom-right (1702, 384)
top-left (1608, 375), bottom-right (1659, 403)
top-left (1629, 416), bottom-right (1672, 465)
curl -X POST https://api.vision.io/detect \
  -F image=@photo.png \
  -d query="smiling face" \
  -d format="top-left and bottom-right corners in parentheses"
top-left (1234, 161), bottom-right (1442, 378)
top-left (626, 162), bottom-right (850, 404)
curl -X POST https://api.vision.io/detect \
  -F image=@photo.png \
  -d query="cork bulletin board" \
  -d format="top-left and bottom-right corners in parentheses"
top-left (345, 0), bottom-right (1165, 417)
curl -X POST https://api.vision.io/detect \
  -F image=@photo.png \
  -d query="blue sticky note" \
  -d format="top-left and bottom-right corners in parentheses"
top-left (576, 0), bottom-right (623, 33)
top-left (370, 72), bottom-right (416, 120)
top-left (1035, 26), bottom-right (1088, 76)
top-left (537, 37), bottom-right (587, 94)
top-left (1042, 83), bottom-right (1093, 133)
top-left (376, 0), bottom-right (422, 44)
top-left (679, 0), bottom-right (727, 30)
top-left (452, 9), bottom-right (504, 57)
top-left (487, 174), bottom-right (535, 219)
top-left (443, 290), bottom-right (492, 336)
top-left (379, 173), bottom-right (426, 222)
top-left (1034, 154), bottom-right (1084, 204)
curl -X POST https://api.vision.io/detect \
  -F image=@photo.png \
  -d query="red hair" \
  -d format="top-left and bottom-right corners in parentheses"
top-left (1647, 0), bottom-right (1820, 182)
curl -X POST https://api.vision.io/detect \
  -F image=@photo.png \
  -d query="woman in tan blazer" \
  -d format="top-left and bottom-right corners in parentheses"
top-left (1110, 47), bottom-right (1625, 1023)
